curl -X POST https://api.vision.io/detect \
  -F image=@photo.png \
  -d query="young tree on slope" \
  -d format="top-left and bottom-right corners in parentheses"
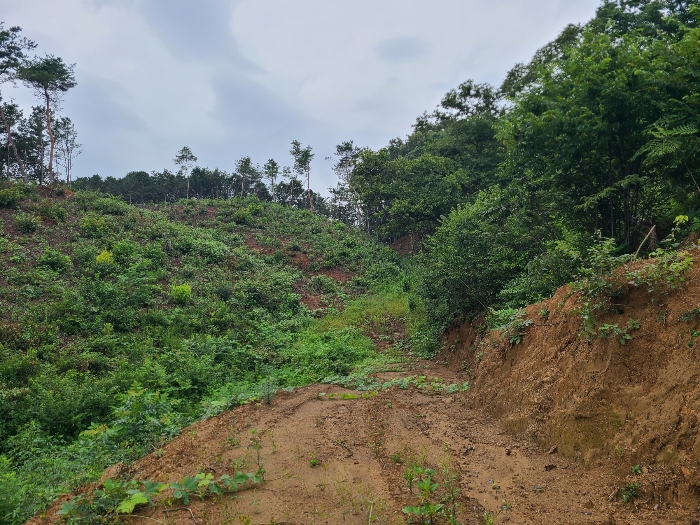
top-left (263, 158), bottom-right (280, 201)
top-left (174, 146), bottom-right (197, 199)
top-left (17, 55), bottom-right (76, 183)
top-left (54, 116), bottom-right (81, 185)
top-left (290, 140), bottom-right (314, 211)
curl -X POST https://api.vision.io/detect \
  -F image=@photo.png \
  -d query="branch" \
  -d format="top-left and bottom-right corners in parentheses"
top-left (634, 225), bottom-right (656, 258)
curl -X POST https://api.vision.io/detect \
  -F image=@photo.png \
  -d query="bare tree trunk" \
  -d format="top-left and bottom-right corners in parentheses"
top-left (43, 88), bottom-right (56, 183)
top-left (0, 105), bottom-right (28, 182)
top-left (306, 168), bottom-right (314, 211)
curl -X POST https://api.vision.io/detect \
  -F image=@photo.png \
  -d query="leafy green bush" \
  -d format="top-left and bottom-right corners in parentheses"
top-left (95, 249), bottom-right (114, 265)
top-left (35, 199), bottom-right (67, 222)
top-left (625, 248), bottom-right (693, 295)
top-left (36, 248), bottom-right (72, 272)
top-left (572, 235), bottom-right (636, 337)
top-left (170, 283), bottom-right (192, 304)
top-left (283, 328), bottom-right (375, 381)
top-left (487, 308), bottom-right (533, 345)
top-left (93, 196), bottom-right (130, 215)
top-left (110, 240), bottom-right (138, 266)
top-left (84, 383), bottom-right (182, 453)
top-left (0, 188), bottom-right (23, 208)
top-left (13, 212), bottom-right (40, 233)
top-left (80, 213), bottom-right (109, 238)
top-left (310, 274), bottom-right (338, 294)
top-left (231, 208), bottom-right (252, 225)
top-left (418, 188), bottom-right (536, 332)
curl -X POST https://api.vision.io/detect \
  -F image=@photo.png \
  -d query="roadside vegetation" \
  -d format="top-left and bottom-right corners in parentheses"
top-left (0, 186), bottom-right (422, 524)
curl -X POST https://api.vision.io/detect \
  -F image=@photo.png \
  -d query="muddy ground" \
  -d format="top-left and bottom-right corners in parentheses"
top-left (28, 362), bottom-right (699, 524)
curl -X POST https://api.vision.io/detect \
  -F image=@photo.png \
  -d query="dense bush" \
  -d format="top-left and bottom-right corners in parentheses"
top-left (13, 212), bottom-right (39, 233)
top-left (0, 188), bottom-right (23, 208)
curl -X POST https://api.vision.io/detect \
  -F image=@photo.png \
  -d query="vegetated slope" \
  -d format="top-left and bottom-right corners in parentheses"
top-left (28, 251), bottom-right (700, 525)
top-left (0, 183), bottom-right (416, 523)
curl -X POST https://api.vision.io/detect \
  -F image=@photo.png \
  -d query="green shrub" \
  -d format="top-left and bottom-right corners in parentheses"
top-left (231, 208), bottom-right (252, 225)
top-left (213, 283), bottom-right (234, 301)
top-left (80, 213), bottom-right (109, 238)
top-left (34, 200), bottom-right (67, 222)
top-left (13, 212), bottom-right (40, 233)
top-left (310, 274), bottom-right (337, 294)
top-left (93, 197), bottom-right (130, 215)
top-left (36, 249), bottom-right (72, 272)
top-left (170, 283), bottom-right (192, 304)
top-left (111, 240), bottom-right (138, 266)
top-left (95, 249), bottom-right (114, 265)
top-left (0, 188), bottom-right (23, 208)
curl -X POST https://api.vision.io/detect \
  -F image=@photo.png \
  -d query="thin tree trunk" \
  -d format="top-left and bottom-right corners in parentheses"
top-left (0, 105), bottom-right (28, 182)
top-left (306, 169), bottom-right (313, 211)
top-left (43, 89), bottom-right (56, 183)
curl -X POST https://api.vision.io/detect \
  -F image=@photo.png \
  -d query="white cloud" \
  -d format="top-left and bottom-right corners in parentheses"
top-left (1, 0), bottom-right (602, 189)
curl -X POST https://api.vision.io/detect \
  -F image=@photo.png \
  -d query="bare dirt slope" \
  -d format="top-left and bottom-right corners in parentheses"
top-left (28, 368), bottom-right (697, 525)
top-left (28, 256), bottom-right (700, 524)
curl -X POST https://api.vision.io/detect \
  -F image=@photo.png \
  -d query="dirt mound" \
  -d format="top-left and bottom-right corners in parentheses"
top-left (28, 366), bottom-right (698, 524)
top-left (440, 256), bottom-right (700, 513)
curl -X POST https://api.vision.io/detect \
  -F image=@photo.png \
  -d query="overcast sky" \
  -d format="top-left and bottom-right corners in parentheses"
top-left (1, 0), bottom-right (602, 192)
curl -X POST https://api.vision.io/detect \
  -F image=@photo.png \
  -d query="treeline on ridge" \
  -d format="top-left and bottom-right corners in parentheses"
top-left (3, 1), bottom-right (699, 342)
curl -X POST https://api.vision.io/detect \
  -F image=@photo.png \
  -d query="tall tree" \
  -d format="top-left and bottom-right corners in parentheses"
top-left (16, 55), bottom-right (76, 183)
top-left (290, 140), bottom-right (314, 210)
top-left (174, 146), bottom-right (197, 199)
top-left (20, 105), bottom-right (48, 184)
top-left (263, 158), bottom-right (280, 201)
top-left (0, 24), bottom-right (35, 181)
top-left (328, 141), bottom-right (361, 224)
top-left (234, 155), bottom-right (259, 197)
top-left (54, 116), bottom-right (81, 185)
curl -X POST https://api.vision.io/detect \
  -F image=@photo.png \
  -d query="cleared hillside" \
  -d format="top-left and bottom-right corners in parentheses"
top-left (0, 183), bottom-right (419, 523)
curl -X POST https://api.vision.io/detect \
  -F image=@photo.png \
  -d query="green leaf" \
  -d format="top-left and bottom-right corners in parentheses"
top-left (116, 492), bottom-right (149, 514)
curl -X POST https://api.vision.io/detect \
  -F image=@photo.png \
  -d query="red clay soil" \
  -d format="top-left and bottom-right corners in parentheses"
top-left (27, 255), bottom-right (700, 524)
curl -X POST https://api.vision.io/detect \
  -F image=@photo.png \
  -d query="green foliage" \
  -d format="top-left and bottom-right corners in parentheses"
top-left (0, 187), bottom-right (24, 208)
top-left (79, 213), bottom-right (109, 238)
top-left (92, 197), bottom-right (130, 216)
top-left (598, 319), bottom-right (642, 345)
top-left (95, 249), bottom-right (113, 265)
top-left (487, 308), bottom-right (533, 345)
top-left (36, 248), bottom-right (72, 272)
top-left (625, 248), bottom-right (694, 295)
top-left (169, 283), bottom-right (192, 304)
top-left (57, 469), bottom-right (262, 523)
top-left (572, 235), bottom-right (634, 337)
top-left (401, 466), bottom-right (445, 524)
top-left (620, 482), bottom-right (641, 504)
top-left (0, 187), bottom-right (405, 522)
top-left (13, 211), bottom-right (39, 233)
top-left (418, 186), bottom-right (573, 340)
top-left (83, 383), bottom-right (182, 454)
top-left (35, 199), bottom-right (66, 222)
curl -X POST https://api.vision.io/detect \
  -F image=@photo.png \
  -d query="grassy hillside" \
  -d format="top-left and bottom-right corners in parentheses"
top-left (0, 183), bottom-right (421, 523)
